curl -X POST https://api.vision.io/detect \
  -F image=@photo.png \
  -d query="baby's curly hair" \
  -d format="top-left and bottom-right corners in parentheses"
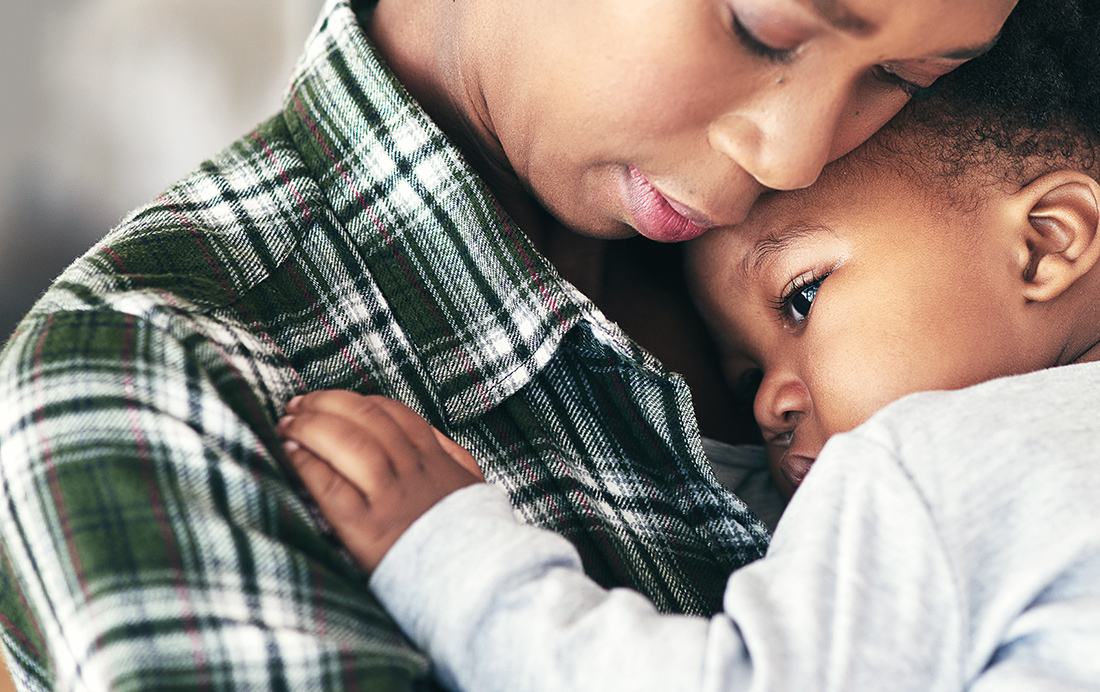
top-left (871, 0), bottom-right (1100, 191)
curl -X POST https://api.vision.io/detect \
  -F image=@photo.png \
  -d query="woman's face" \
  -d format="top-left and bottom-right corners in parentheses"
top-left (477, 0), bottom-right (1015, 242)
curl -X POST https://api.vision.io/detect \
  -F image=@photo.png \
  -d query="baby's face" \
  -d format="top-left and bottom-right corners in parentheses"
top-left (687, 158), bottom-right (1027, 497)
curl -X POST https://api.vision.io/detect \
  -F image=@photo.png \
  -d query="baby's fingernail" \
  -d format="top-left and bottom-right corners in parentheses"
top-left (278, 414), bottom-right (295, 430)
top-left (287, 395), bottom-right (304, 412)
top-left (284, 439), bottom-right (300, 452)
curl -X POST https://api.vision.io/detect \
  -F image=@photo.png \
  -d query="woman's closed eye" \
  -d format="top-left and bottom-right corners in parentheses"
top-left (773, 270), bottom-right (830, 325)
top-left (732, 13), bottom-right (798, 64)
top-left (728, 1), bottom-right (804, 65)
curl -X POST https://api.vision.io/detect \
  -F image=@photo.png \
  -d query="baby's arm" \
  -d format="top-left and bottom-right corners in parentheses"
top-left (279, 391), bottom-right (963, 692)
top-left (278, 390), bottom-right (714, 691)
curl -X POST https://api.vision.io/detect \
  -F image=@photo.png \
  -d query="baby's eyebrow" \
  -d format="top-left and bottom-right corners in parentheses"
top-left (740, 223), bottom-right (830, 277)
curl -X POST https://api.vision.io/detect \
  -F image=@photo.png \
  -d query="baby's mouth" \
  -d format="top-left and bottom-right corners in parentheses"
top-left (770, 431), bottom-right (816, 490)
top-left (779, 452), bottom-right (816, 490)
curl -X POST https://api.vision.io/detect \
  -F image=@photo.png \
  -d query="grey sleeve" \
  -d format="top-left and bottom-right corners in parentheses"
top-left (720, 435), bottom-right (966, 691)
top-left (369, 483), bottom-right (711, 692)
top-left (369, 438), bottom-right (965, 692)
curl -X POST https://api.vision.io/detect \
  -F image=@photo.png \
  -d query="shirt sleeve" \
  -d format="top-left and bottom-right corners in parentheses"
top-left (0, 310), bottom-right (429, 691)
top-left (371, 436), bottom-right (965, 692)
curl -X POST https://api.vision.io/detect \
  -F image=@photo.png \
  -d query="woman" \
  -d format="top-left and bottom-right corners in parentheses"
top-left (0, 0), bottom-right (1022, 689)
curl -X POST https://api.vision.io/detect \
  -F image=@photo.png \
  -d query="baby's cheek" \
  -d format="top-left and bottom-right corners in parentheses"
top-left (811, 369), bottom-right (898, 439)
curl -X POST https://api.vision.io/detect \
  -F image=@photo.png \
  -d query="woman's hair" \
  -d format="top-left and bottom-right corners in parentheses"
top-left (875, 0), bottom-right (1100, 186)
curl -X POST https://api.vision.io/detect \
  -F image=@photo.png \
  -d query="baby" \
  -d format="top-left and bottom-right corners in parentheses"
top-left (687, 101), bottom-right (1100, 499)
top-left (278, 99), bottom-right (1100, 690)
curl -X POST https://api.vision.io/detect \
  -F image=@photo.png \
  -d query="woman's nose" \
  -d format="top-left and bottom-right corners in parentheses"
top-left (707, 83), bottom-right (847, 191)
top-left (754, 371), bottom-right (813, 439)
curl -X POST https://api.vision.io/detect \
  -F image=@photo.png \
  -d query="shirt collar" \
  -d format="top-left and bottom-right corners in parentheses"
top-left (283, 0), bottom-right (589, 426)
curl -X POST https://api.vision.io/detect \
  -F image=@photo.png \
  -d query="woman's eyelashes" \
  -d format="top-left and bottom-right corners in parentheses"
top-left (773, 271), bottom-right (829, 325)
top-left (732, 13), bottom-right (798, 63)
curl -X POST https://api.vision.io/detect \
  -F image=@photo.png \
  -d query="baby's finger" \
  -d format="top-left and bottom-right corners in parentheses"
top-left (289, 393), bottom-right (436, 449)
top-left (288, 394), bottom-right (448, 472)
top-left (279, 410), bottom-right (404, 492)
top-left (430, 428), bottom-right (485, 480)
top-left (346, 399), bottom-right (484, 485)
top-left (363, 397), bottom-right (453, 457)
top-left (291, 393), bottom-right (432, 455)
top-left (285, 390), bottom-right (371, 417)
top-left (285, 441), bottom-right (387, 569)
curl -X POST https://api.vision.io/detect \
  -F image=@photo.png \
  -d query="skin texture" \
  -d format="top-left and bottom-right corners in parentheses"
top-left (686, 151), bottom-right (1100, 497)
top-left (370, 0), bottom-right (1015, 246)
top-left (277, 0), bottom-right (1028, 567)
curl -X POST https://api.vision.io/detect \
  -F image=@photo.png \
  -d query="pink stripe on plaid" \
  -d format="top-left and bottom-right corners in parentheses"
top-left (290, 93), bottom-right (492, 410)
top-left (95, 245), bottom-right (128, 273)
top-left (120, 314), bottom-right (212, 687)
top-left (252, 132), bottom-right (313, 226)
top-left (285, 261), bottom-right (374, 387)
top-left (489, 197), bottom-right (568, 331)
top-left (33, 315), bottom-right (86, 591)
top-left (0, 613), bottom-right (40, 659)
top-left (159, 195), bottom-right (239, 303)
top-left (32, 314), bottom-right (105, 658)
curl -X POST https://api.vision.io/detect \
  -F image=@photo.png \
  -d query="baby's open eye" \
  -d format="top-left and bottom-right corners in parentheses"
top-left (775, 271), bottom-right (829, 325)
top-left (788, 280), bottom-right (819, 322)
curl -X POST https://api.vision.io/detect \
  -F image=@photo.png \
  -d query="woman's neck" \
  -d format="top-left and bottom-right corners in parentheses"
top-left (364, 0), bottom-right (755, 444)
top-left (369, 0), bottom-right (615, 299)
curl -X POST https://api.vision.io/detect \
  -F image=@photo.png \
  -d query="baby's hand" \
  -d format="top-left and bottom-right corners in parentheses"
top-left (278, 391), bottom-right (484, 571)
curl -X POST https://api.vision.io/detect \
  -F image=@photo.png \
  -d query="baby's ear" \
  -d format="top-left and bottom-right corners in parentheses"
top-left (1009, 171), bottom-right (1100, 302)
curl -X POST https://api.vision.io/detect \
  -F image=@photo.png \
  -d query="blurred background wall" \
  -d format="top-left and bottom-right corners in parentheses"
top-left (0, 1), bottom-right (323, 686)
top-left (0, 0), bottom-right (324, 341)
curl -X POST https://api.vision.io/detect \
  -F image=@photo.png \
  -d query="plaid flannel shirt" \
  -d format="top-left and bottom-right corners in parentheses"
top-left (0, 1), bottom-right (770, 689)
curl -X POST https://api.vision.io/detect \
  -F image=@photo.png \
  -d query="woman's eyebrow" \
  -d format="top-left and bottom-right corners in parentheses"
top-left (806, 0), bottom-right (1002, 60)
top-left (741, 223), bottom-right (829, 277)
top-left (807, 0), bottom-right (873, 35)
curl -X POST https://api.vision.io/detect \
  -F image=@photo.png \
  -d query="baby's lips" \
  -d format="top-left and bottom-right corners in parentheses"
top-left (780, 453), bottom-right (816, 489)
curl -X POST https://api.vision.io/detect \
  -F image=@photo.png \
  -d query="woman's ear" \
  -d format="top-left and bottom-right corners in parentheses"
top-left (1009, 171), bottom-right (1100, 303)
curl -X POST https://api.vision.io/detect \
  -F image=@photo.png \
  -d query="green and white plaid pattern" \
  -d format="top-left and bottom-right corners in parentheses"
top-left (0, 1), bottom-right (770, 689)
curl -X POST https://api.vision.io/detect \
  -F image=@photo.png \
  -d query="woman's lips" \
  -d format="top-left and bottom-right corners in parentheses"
top-left (624, 167), bottom-right (711, 242)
